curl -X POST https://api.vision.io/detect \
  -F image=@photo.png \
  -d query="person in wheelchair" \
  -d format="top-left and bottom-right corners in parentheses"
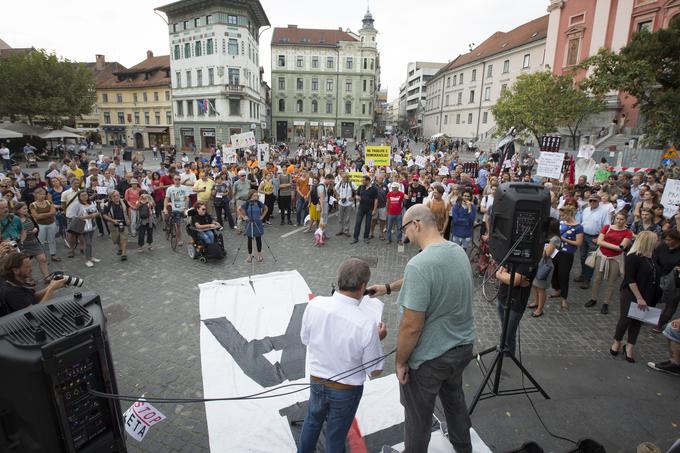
top-left (186, 201), bottom-right (226, 261)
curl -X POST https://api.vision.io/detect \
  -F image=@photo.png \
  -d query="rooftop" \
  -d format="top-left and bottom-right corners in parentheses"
top-left (98, 51), bottom-right (170, 89)
top-left (272, 25), bottom-right (358, 47)
top-left (156, 0), bottom-right (270, 28)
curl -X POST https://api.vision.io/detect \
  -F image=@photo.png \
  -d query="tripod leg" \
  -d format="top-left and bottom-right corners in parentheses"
top-left (468, 350), bottom-right (503, 415)
top-left (261, 237), bottom-right (278, 262)
top-left (507, 353), bottom-right (550, 400)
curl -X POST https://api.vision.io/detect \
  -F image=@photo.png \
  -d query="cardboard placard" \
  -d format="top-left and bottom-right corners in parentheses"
top-left (364, 146), bottom-right (390, 167)
top-left (536, 152), bottom-right (564, 180)
top-left (660, 179), bottom-right (680, 218)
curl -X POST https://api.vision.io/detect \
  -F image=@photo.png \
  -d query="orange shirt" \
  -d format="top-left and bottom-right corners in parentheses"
top-left (297, 177), bottom-right (310, 197)
top-left (287, 164), bottom-right (295, 174)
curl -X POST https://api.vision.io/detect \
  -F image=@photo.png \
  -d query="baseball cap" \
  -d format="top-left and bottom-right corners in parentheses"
top-left (390, 182), bottom-right (400, 189)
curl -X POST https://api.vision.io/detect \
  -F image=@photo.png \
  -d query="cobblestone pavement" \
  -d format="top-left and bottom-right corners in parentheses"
top-left (20, 150), bottom-right (672, 451)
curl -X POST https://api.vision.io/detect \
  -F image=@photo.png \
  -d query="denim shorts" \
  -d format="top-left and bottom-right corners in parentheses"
top-left (451, 235), bottom-right (472, 249)
top-left (663, 322), bottom-right (680, 343)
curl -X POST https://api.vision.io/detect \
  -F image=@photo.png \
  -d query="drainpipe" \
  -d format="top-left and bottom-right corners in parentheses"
top-left (335, 47), bottom-right (340, 138)
top-left (438, 74), bottom-right (445, 134)
top-left (475, 61), bottom-right (486, 142)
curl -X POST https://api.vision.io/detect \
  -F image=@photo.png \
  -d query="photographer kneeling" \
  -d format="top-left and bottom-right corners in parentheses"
top-left (0, 252), bottom-right (67, 316)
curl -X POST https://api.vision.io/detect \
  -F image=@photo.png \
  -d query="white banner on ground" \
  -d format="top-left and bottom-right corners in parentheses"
top-left (536, 152), bottom-right (565, 179)
top-left (198, 270), bottom-right (490, 453)
top-left (660, 179), bottom-right (680, 218)
top-left (231, 131), bottom-right (256, 149)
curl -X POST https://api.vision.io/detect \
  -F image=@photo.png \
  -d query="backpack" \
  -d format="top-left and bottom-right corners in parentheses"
top-left (139, 203), bottom-right (150, 220)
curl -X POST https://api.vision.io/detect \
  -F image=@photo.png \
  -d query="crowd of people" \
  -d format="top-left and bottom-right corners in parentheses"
top-left (0, 135), bottom-right (678, 380)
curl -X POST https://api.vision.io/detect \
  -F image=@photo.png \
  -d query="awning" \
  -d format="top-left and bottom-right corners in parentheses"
top-left (310, 122), bottom-right (319, 127)
top-left (144, 127), bottom-right (168, 134)
top-left (0, 129), bottom-right (23, 139)
top-left (40, 129), bottom-right (82, 139)
top-left (293, 121), bottom-right (306, 126)
top-left (323, 121), bottom-right (335, 127)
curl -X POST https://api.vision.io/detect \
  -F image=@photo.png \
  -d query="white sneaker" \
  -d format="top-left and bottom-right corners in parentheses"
top-left (85, 260), bottom-right (94, 267)
top-left (91, 257), bottom-right (101, 263)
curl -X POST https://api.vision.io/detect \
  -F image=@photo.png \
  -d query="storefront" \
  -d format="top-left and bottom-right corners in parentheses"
top-left (102, 126), bottom-right (125, 146)
top-left (181, 128), bottom-right (195, 151)
top-left (200, 128), bottom-right (216, 151)
top-left (309, 122), bottom-right (320, 141)
top-left (145, 127), bottom-right (170, 148)
top-left (322, 121), bottom-right (335, 139)
top-left (341, 122), bottom-right (355, 140)
top-left (293, 121), bottom-right (306, 141)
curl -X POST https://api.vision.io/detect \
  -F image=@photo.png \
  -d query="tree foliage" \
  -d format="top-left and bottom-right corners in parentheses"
top-left (0, 49), bottom-right (96, 128)
top-left (491, 70), bottom-right (604, 147)
top-left (580, 16), bottom-right (680, 147)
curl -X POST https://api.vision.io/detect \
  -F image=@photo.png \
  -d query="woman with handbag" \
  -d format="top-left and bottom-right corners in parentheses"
top-left (550, 204), bottom-right (584, 311)
top-left (585, 212), bottom-right (634, 314)
top-left (71, 191), bottom-right (100, 268)
top-left (529, 218), bottom-right (560, 317)
top-left (611, 231), bottom-right (660, 363)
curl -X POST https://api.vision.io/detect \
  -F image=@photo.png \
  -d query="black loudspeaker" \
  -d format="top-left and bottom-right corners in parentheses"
top-left (489, 183), bottom-right (551, 265)
top-left (0, 293), bottom-right (126, 452)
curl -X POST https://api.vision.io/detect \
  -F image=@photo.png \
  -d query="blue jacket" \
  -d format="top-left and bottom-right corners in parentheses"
top-left (451, 203), bottom-right (476, 239)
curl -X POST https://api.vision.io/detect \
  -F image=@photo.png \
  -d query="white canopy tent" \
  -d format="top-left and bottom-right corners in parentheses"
top-left (0, 129), bottom-right (23, 139)
top-left (40, 130), bottom-right (82, 140)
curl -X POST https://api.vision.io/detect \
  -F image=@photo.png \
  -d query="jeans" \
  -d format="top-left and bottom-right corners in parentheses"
top-left (353, 208), bottom-right (372, 240)
top-left (83, 230), bottom-right (94, 260)
top-left (579, 234), bottom-right (598, 281)
top-left (198, 230), bottom-right (215, 245)
top-left (296, 197), bottom-right (309, 226)
top-left (214, 201), bottom-right (235, 228)
top-left (298, 383), bottom-right (363, 453)
top-left (337, 205), bottom-right (353, 234)
top-left (400, 344), bottom-right (473, 453)
top-left (386, 214), bottom-right (402, 242)
top-left (37, 222), bottom-right (58, 256)
top-left (496, 297), bottom-right (525, 355)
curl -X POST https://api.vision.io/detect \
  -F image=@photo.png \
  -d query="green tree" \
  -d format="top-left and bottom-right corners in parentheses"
top-left (556, 78), bottom-right (606, 149)
top-left (580, 17), bottom-right (680, 147)
top-left (0, 49), bottom-right (95, 128)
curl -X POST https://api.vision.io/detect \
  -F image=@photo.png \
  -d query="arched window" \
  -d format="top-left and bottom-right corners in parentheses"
top-left (278, 99), bottom-right (285, 112)
top-left (296, 99), bottom-right (303, 113)
top-left (345, 101), bottom-right (352, 114)
top-left (311, 100), bottom-right (318, 113)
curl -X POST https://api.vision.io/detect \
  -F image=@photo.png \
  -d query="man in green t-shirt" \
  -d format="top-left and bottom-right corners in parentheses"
top-left (371, 204), bottom-right (475, 452)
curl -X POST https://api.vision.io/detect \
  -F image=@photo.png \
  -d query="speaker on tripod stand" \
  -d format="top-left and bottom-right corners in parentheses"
top-left (469, 183), bottom-right (551, 414)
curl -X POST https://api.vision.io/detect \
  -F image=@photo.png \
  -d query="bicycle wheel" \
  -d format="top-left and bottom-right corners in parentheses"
top-left (468, 245), bottom-right (482, 275)
top-left (170, 224), bottom-right (178, 251)
top-left (482, 260), bottom-right (500, 302)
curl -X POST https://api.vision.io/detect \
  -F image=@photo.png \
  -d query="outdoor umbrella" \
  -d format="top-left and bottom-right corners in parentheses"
top-left (40, 130), bottom-right (82, 140)
top-left (0, 129), bottom-right (23, 139)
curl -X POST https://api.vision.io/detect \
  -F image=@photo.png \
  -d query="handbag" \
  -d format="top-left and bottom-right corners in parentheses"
top-left (536, 254), bottom-right (554, 280)
top-left (585, 251), bottom-right (597, 268)
top-left (66, 217), bottom-right (86, 235)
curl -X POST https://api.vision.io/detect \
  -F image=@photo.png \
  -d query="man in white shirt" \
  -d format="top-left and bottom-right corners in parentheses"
top-left (576, 193), bottom-right (611, 289)
top-left (0, 143), bottom-right (11, 172)
top-left (298, 258), bottom-right (386, 452)
top-left (334, 172), bottom-right (355, 236)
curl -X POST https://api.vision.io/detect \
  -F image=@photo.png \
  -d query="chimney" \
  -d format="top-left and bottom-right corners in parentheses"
top-left (95, 54), bottom-right (105, 71)
top-left (288, 24), bottom-right (297, 28)
top-left (146, 50), bottom-right (154, 59)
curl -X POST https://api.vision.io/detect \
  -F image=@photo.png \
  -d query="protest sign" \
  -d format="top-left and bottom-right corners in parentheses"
top-left (660, 179), bottom-right (680, 218)
top-left (364, 146), bottom-right (390, 167)
top-left (222, 145), bottom-right (237, 164)
top-left (231, 131), bottom-right (256, 149)
top-left (349, 171), bottom-right (364, 186)
top-left (123, 399), bottom-right (166, 442)
top-left (415, 156), bottom-right (427, 168)
top-left (257, 144), bottom-right (270, 163)
top-left (536, 152), bottom-right (564, 180)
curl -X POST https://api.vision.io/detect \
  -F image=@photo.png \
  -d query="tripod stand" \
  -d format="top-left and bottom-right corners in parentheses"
top-left (468, 262), bottom-right (549, 415)
top-left (232, 200), bottom-right (278, 265)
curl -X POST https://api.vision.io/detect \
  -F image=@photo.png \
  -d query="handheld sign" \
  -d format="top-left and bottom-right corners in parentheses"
top-left (364, 146), bottom-right (390, 167)
top-left (536, 152), bottom-right (564, 180)
top-left (660, 179), bottom-right (680, 219)
top-left (123, 399), bottom-right (166, 442)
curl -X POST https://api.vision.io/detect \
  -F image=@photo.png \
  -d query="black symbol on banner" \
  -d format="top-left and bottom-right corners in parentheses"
top-left (203, 303), bottom-right (307, 387)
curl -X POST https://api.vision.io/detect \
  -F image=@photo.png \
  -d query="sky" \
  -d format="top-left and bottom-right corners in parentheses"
top-left (3, 0), bottom-right (548, 103)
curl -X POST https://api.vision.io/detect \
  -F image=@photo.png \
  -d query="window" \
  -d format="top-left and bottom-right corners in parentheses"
top-left (311, 78), bottom-right (318, 91)
top-left (195, 41), bottom-right (202, 57)
top-left (566, 38), bottom-right (580, 66)
top-left (469, 90), bottom-right (475, 103)
top-left (369, 79), bottom-right (373, 91)
top-left (637, 20), bottom-right (653, 33)
top-left (194, 18), bottom-right (200, 28)
top-left (185, 101), bottom-right (193, 116)
top-left (142, 92), bottom-right (147, 102)
top-left (445, 94), bottom-right (450, 106)
top-left (456, 113), bottom-right (460, 124)
top-left (370, 59), bottom-right (374, 70)
top-left (206, 39), bottom-right (214, 55)
top-left (296, 56), bottom-right (303, 68)
top-left (326, 102), bottom-right (333, 114)
top-left (471, 69), bottom-right (476, 81)
top-left (311, 56), bottom-right (319, 68)
top-left (311, 100), bottom-right (318, 113)
top-left (444, 115), bottom-right (448, 125)
top-left (326, 57), bottom-right (334, 69)
top-left (175, 71), bottom-right (181, 88)
top-left (523, 54), bottom-right (530, 68)
top-left (116, 93), bottom-right (123, 103)
top-left (482, 111), bottom-right (488, 124)
top-left (174, 45), bottom-right (180, 60)
top-left (278, 55), bottom-right (285, 66)
top-left (503, 59), bottom-right (510, 73)
top-left (468, 113), bottom-right (473, 124)
top-left (117, 112), bottom-right (124, 124)
top-left (345, 80), bottom-right (352, 92)
top-left (196, 70), bottom-right (202, 87)
top-left (172, 23), bottom-right (177, 33)
top-left (278, 77), bottom-right (285, 90)
top-left (362, 79), bottom-right (367, 92)
top-left (229, 99), bottom-right (240, 116)
top-left (362, 103), bottom-right (366, 114)
top-left (345, 101), bottom-right (352, 114)
top-left (166, 111), bottom-right (172, 123)
top-left (183, 21), bottom-right (188, 30)
top-left (176, 101), bottom-right (183, 116)
top-left (184, 43), bottom-right (190, 58)
top-left (209, 99), bottom-right (216, 116)
top-left (102, 93), bottom-right (108, 103)
top-left (196, 100), bottom-right (205, 116)
top-left (297, 78), bottom-right (303, 90)
top-left (346, 57), bottom-right (353, 69)
top-left (103, 112), bottom-right (111, 123)
top-left (186, 70), bottom-right (192, 87)
top-left (278, 99), bottom-right (285, 112)
top-left (144, 112), bottom-right (150, 124)
top-left (134, 93), bottom-right (139, 103)
top-left (484, 86), bottom-right (491, 101)
top-left (208, 68), bottom-right (214, 85)
top-left (453, 75), bottom-right (457, 85)
top-left (457, 92), bottom-right (462, 105)
top-left (165, 91), bottom-right (170, 101)
top-left (153, 91), bottom-right (159, 101)
top-left (296, 100), bottom-right (303, 113)
top-left (501, 83), bottom-right (508, 93)
top-left (227, 15), bottom-right (237, 25)
top-left (487, 65), bottom-right (493, 78)
top-left (228, 39), bottom-right (238, 56)
top-left (459, 73), bottom-right (464, 84)
top-left (206, 15), bottom-right (212, 25)
top-left (363, 58), bottom-right (367, 70)
top-left (228, 68), bottom-right (239, 85)
top-left (155, 112), bottom-right (161, 125)
top-left (446, 77), bottom-right (451, 87)
top-left (326, 80), bottom-right (333, 91)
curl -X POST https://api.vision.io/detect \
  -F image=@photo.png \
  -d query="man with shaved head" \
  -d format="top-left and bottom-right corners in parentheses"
top-left (371, 204), bottom-right (475, 452)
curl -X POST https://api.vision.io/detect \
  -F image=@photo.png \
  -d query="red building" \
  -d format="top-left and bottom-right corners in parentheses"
top-left (545, 0), bottom-right (680, 131)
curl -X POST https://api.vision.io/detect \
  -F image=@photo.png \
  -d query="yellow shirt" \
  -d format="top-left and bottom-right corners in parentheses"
top-left (193, 179), bottom-right (215, 203)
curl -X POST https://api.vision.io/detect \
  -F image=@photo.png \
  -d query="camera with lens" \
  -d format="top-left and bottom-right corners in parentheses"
top-left (8, 240), bottom-right (19, 250)
top-left (50, 271), bottom-right (84, 288)
top-left (116, 220), bottom-right (126, 232)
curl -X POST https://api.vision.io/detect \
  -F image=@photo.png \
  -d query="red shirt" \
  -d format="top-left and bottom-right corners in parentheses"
top-left (599, 225), bottom-right (633, 257)
top-left (386, 191), bottom-right (405, 216)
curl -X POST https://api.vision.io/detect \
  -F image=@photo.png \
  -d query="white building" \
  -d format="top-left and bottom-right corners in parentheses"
top-left (156, 0), bottom-right (270, 150)
top-left (398, 61), bottom-right (446, 137)
top-left (270, 10), bottom-right (380, 142)
top-left (422, 15), bottom-right (548, 142)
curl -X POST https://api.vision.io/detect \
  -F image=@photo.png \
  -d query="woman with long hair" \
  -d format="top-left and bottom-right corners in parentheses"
top-left (72, 190), bottom-right (100, 268)
top-left (238, 190), bottom-right (268, 263)
top-left (634, 188), bottom-right (657, 221)
top-left (450, 189), bottom-right (476, 252)
top-left (586, 212), bottom-right (634, 314)
top-left (529, 218), bottom-right (561, 317)
top-left (151, 172), bottom-right (164, 218)
top-left (424, 184), bottom-right (449, 236)
top-left (611, 231), bottom-right (660, 363)
top-left (550, 204), bottom-right (584, 311)
top-left (258, 172), bottom-right (276, 225)
top-left (14, 202), bottom-right (50, 281)
top-left (632, 207), bottom-right (662, 238)
top-left (29, 188), bottom-right (60, 263)
top-left (124, 178), bottom-right (141, 237)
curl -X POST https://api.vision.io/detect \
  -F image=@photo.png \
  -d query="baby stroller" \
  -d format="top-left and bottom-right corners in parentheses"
top-left (185, 207), bottom-right (227, 263)
top-left (24, 149), bottom-right (37, 168)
